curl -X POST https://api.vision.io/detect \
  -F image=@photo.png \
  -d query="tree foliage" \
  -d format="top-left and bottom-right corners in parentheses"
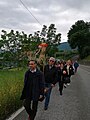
top-left (67, 20), bottom-right (90, 58)
top-left (41, 24), bottom-right (61, 56)
top-left (0, 24), bottom-right (61, 67)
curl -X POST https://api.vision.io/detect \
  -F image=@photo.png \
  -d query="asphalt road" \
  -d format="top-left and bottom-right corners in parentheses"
top-left (13, 65), bottom-right (90, 120)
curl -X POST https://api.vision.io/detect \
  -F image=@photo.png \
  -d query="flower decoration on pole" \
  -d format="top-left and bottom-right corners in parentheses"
top-left (38, 43), bottom-right (48, 48)
top-left (38, 42), bottom-right (48, 55)
top-left (38, 43), bottom-right (48, 54)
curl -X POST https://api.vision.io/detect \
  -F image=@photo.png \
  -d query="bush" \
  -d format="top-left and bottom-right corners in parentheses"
top-left (0, 68), bottom-right (26, 120)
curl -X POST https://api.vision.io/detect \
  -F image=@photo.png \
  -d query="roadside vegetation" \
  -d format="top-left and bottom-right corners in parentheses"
top-left (68, 20), bottom-right (90, 59)
top-left (79, 55), bottom-right (90, 66)
top-left (83, 55), bottom-right (90, 61)
top-left (55, 50), bottom-right (79, 61)
top-left (0, 68), bottom-right (26, 120)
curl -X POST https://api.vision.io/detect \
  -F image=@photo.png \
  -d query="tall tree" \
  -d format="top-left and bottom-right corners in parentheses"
top-left (40, 24), bottom-right (61, 56)
top-left (0, 30), bottom-right (23, 67)
top-left (67, 20), bottom-right (90, 58)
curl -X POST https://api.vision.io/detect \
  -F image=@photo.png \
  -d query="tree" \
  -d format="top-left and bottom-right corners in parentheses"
top-left (68, 20), bottom-right (90, 58)
top-left (40, 24), bottom-right (61, 56)
top-left (0, 30), bottom-right (23, 67)
top-left (0, 23), bottom-right (61, 68)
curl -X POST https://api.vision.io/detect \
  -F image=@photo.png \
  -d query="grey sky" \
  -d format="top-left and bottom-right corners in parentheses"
top-left (0, 0), bottom-right (90, 42)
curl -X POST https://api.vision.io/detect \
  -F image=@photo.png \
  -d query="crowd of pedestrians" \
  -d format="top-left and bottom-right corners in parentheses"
top-left (20, 57), bottom-right (79, 120)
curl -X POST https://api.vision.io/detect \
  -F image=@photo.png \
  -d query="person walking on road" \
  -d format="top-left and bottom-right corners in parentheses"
top-left (55, 61), bottom-right (65, 95)
top-left (20, 60), bottom-right (45, 120)
top-left (63, 60), bottom-right (74, 86)
top-left (73, 60), bottom-right (79, 73)
top-left (44, 57), bottom-right (58, 110)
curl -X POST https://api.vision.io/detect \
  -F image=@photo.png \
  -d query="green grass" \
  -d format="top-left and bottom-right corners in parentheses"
top-left (0, 68), bottom-right (26, 120)
top-left (84, 55), bottom-right (90, 61)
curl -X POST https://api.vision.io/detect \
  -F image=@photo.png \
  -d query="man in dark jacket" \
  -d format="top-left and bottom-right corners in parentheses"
top-left (44, 57), bottom-right (58, 110)
top-left (20, 60), bottom-right (45, 120)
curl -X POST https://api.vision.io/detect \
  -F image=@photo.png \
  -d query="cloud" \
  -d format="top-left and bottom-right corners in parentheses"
top-left (0, 0), bottom-right (90, 42)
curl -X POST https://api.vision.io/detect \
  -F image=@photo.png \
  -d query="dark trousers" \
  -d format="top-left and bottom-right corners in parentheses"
top-left (59, 81), bottom-right (63, 93)
top-left (23, 98), bottom-right (38, 120)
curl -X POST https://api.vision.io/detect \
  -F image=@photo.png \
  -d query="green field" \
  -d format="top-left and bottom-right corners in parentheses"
top-left (0, 68), bottom-right (26, 120)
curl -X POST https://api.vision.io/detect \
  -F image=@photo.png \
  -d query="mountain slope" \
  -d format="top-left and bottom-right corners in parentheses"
top-left (58, 42), bottom-right (72, 51)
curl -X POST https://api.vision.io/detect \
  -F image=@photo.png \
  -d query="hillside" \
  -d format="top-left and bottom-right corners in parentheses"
top-left (58, 42), bottom-right (72, 51)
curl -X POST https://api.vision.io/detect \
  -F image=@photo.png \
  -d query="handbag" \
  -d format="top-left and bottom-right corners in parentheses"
top-left (64, 76), bottom-right (70, 83)
top-left (38, 95), bottom-right (45, 102)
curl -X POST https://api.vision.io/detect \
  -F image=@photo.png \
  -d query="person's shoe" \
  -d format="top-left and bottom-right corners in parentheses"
top-left (64, 84), bottom-right (67, 88)
top-left (60, 92), bottom-right (62, 95)
top-left (67, 83), bottom-right (70, 86)
top-left (28, 115), bottom-right (30, 120)
top-left (44, 107), bottom-right (48, 110)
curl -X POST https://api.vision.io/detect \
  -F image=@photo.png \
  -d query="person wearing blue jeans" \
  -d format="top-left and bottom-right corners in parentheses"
top-left (44, 83), bottom-right (53, 110)
top-left (44, 57), bottom-right (58, 110)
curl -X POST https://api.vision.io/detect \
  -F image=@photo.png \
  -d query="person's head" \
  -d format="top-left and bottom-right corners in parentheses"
top-left (55, 60), bottom-right (61, 67)
top-left (75, 60), bottom-right (77, 63)
top-left (54, 61), bottom-right (58, 67)
top-left (48, 57), bottom-right (55, 65)
top-left (28, 60), bottom-right (37, 70)
top-left (60, 62), bottom-right (64, 68)
top-left (66, 59), bottom-right (71, 65)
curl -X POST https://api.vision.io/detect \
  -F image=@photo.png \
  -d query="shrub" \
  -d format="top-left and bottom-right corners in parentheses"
top-left (0, 68), bottom-right (26, 120)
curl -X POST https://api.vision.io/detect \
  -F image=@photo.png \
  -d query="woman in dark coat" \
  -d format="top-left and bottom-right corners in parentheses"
top-left (55, 61), bottom-right (65, 95)
top-left (62, 60), bottom-right (74, 86)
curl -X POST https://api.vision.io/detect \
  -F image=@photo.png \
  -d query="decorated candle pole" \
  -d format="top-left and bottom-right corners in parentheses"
top-left (38, 43), bottom-right (48, 71)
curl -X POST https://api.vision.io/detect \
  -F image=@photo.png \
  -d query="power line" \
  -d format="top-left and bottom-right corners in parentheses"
top-left (19, 0), bottom-right (42, 26)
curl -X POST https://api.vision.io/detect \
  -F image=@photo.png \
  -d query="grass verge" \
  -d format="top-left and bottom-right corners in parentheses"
top-left (0, 68), bottom-right (26, 120)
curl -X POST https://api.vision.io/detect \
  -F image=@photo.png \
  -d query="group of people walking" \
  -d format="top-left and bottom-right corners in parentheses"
top-left (20, 57), bottom-right (79, 120)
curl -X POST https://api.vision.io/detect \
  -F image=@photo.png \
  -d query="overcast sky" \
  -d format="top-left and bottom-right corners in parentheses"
top-left (0, 0), bottom-right (90, 42)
